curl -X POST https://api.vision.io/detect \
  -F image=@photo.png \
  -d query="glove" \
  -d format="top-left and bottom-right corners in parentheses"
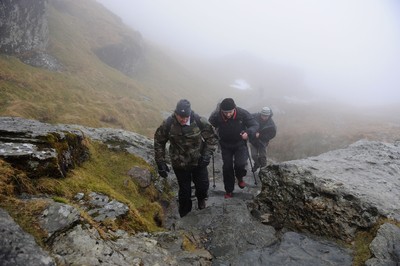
top-left (157, 162), bottom-right (170, 178)
top-left (198, 155), bottom-right (211, 168)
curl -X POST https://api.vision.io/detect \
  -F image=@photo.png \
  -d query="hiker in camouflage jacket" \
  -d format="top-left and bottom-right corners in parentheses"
top-left (154, 99), bottom-right (218, 217)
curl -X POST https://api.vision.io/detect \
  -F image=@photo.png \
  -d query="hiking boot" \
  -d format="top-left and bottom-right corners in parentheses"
top-left (198, 199), bottom-right (206, 210)
top-left (224, 192), bottom-right (233, 199)
top-left (238, 180), bottom-right (246, 189)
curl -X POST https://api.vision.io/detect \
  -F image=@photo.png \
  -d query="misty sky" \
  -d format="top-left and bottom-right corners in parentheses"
top-left (97, 0), bottom-right (400, 106)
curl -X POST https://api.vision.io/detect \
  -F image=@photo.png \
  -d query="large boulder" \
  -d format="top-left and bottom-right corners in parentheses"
top-left (0, 117), bottom-right (89, 178)
top-left (255, 140), bottom-right (400, 242)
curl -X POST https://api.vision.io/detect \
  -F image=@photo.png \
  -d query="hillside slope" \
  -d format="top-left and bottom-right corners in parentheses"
top-left (1, 0), bottom-right (399, 161)
top-left (0, 0), bottom-right (218, 137)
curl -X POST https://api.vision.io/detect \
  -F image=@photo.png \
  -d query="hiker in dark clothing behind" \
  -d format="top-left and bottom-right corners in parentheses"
top-left (154, 99), bottom-right (218, 217)
top-left (250, 106), bottom-right (277, 172)
top-left (208, 98), bottom-right (258, 198)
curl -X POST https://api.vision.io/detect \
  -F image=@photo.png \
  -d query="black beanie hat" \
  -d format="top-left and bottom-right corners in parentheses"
top-left (220, 98), bottom-right (236, 111)
top-left (175, 99), bottom-right (191, 117)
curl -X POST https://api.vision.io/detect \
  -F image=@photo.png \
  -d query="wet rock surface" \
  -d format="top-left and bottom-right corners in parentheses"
top-left (255, 140), bottom-right (400, 244)
top-left (0, 117), bottom-right (153, 178)
top-left (1, 117), bottom-right (399, 265)
top-left (86, 192), bottom-right (129, 222)
top-left (171, 172), bottom-right (353, 266)
top-left (60, 122), bottom-right (155, 164)
top-left (366, 222), bottom-right (400, 266)
top-left (0, 117), bottom-right (89, 178)
top-left (39, 201), bottom-right (80, 237)
top-left (0, 208), bottom-right (55, 266)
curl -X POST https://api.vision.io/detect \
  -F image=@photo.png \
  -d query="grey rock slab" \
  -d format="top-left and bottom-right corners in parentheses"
top-left (62, 124), bottom-right (155, 163)
top-left (39, 201), bottom-right (80, 237)
top-left (226, 231), bottom-right (352, 266)
top-left (50, 224), bottom-right (211, 266)
top-left (173, 178), bottom-right (352, 265)
top-left (0, 117), bottom-right (88, 178)
top-left (127, 166), bottom-right (152, 188)
top-left (257, 140), bottom-right (400, 242)
top-left (366, 223), bottom-right (400, 266)
top-left (87, 192), bottom-right (129, 222)
top-left (291, 140), bottom-right (400, 220)
top-left (0, 208), bottom-right (55, 266)
top-left (0, 117), bottom-right (153, 164)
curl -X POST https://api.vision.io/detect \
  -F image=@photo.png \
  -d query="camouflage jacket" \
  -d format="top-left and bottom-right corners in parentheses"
top-left (154, 112), bottom-right (218, 169)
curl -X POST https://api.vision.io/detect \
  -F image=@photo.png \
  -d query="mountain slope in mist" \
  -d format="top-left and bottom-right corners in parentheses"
top-left (0, 0), bottom-right (398, 161)
top-left (0, 0), bottom-right (221, 137)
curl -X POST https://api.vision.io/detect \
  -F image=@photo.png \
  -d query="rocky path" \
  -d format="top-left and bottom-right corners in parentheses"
top-left (166, 161), bottom-right (353, 266)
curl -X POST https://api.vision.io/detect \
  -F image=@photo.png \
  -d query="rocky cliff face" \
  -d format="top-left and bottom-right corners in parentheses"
top-left (93, 35), bottom-right (144, 77)
top-left (0, 0), bottom-right (48, 54)
top-left (0, 0), bottom-right (144, 74)
top-left (0, 0), bottom-right (63, 70)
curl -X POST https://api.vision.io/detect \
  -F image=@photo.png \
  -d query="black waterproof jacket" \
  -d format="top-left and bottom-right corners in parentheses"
top-left (209, 107), bottom-right (259, 148)
top-left (249, 112), bottom-right (277, 148)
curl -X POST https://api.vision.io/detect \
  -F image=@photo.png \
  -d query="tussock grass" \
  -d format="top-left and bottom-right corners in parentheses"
top-left (0, 160), bottom-right (35, 195)
top-left (0, 139), bottom-right (170, 243)
top-left (34, 140), bottom-right (166, 232)
top-left (0, 197), bottom-right (50, 246)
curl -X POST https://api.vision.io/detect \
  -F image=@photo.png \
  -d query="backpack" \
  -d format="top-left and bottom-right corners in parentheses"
top-left (165, 112), bottom-right (205, 135)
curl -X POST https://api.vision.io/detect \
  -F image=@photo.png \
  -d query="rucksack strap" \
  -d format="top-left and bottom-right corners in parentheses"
top-left (165, 112), bottom-right (204, 135)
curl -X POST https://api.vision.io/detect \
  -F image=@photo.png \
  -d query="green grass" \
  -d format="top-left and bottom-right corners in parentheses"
top-left (0, 1), bottom-right (183, 137)
top-left (33, 140), bottom-right (167, 232)
top-left (0, 139), bottom-right (171, 243)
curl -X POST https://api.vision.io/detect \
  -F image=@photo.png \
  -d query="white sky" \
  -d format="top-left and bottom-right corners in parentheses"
top-left (97, 0), bottom-right (400, 106)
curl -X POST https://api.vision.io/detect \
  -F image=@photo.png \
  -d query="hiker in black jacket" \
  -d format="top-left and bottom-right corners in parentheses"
top-left (208, 98), bottom-right (259, 198)
top-left (249, 106), bottom-right (277, 172)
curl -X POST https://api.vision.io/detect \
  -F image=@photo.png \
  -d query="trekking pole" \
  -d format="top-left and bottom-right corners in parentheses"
top-left (212, 153), bottom-right (216, 188)
top-left (244, 140), bottom-right (258, 185)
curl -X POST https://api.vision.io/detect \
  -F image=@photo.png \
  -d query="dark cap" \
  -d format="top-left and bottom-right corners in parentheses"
top-left (175, 99), bottom-right (191, 117)
top-left (220, 98), bottom-right (236, 111)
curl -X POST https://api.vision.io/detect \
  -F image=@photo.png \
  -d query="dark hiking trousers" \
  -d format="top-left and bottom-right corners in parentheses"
top-left (174, 166), bottom-right (209, 217)
top-left (221, 143), bottom-right (248, 193)
top-left (250, 143), bottom-right (268, 168)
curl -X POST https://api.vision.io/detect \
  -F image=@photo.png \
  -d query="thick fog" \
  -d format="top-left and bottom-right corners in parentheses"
top-left (97, 0), bottom-right (400, 106)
